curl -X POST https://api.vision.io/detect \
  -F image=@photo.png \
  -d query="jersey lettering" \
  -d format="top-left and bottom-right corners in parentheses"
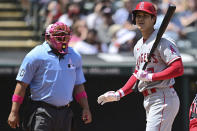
top-left (151, 54), bottom-right (158, 63)
top-left (141, 53), bottom-right (143, 63)
top-left (147, 67), bottom-right (154, 73)
top-left (19, 69), bottom-right (26, 77)
top-left (144, 53), bottom-right (147, 63)
top-left (136, 53), bottom-right (158, 68)
top-left (170, 45), bottom-right (176, 54)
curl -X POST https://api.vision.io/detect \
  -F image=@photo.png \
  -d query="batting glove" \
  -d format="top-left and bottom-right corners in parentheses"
top-left (133, 70), bottom-right (153, 82)
top-left (97, 91), bottom-right (120, 105)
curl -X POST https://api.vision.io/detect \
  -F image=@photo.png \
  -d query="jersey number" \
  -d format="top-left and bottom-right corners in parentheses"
top-left (147, 67), bottom-right (154, 73)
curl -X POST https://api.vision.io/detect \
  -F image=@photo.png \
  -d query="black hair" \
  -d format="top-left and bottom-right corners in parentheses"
top-left (131, 11), bottom-right (156, 25)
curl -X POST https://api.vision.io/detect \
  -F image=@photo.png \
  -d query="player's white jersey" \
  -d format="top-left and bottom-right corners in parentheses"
top-left (133, 29), bottom-right (181, 92)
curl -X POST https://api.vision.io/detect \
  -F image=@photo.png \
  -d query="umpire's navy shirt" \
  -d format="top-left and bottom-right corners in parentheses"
top-left (16, 42), bottom-right (86, 106)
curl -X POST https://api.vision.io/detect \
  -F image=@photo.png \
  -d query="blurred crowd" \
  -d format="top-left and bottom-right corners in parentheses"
top-left (19, 0), bottom-right (197, 55)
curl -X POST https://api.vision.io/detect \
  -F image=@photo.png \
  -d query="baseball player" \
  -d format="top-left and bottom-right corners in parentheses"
top-left (97, 1), bottom-right (184, 131)
top-left (189, 95), bottom-right (197, 131)
top-left (7, 22), bottom-right (92, 131)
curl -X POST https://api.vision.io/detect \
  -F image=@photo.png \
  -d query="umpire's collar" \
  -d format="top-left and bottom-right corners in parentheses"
top-left (43, 41), bottom-right (51, 51)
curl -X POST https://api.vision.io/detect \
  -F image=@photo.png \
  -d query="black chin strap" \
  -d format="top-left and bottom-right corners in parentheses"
top-left (48, 45), bottom-right (64, 59)
top-left (52, 49), bottom-right (65, 59)
top-left (47, 42), bottom-right (66, 60)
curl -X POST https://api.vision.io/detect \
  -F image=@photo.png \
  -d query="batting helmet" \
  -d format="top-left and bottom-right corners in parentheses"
top-left (45, 22), bottom-right (72, 55)
top-left (131, 1), bottom-right (157, 24)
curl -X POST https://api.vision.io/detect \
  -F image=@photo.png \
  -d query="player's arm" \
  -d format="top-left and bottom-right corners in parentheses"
top-left (152, 58), bottom-right (184, 81)
top-left (73, 84), bottom-right (92, 124)
top-left (134, 58), bottom-right (184, 82)
top-left (8, 81), bottom-right (28, 128)
top-left (97, 70), bottom-right (138, 105)
top-left (116, 70), bottom-right (138, 98)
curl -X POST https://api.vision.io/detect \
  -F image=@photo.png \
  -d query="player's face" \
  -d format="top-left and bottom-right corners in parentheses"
top-left (135, 11), bottom-right (155, 32)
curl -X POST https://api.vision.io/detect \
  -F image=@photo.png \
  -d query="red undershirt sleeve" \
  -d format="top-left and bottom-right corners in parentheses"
top-left (117, 70), bottom-right (137, 98)
top-left (152, 58), bottom-right (184, 81)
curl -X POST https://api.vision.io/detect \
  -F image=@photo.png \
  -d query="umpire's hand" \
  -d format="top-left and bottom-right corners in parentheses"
top-left (8, 111), bottom-right (20, 128)
top-left (82, 108), bottom-right (92, 124)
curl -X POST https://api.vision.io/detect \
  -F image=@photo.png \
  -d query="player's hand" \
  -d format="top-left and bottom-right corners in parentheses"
top-left (97, 91), bottom-right (120, 105)
top-left (133, 70), bottom-right (153, 82)
top-left (82, 108), bottom-right (92, 124)
top-left (7, 111), bottom-right (20, 129)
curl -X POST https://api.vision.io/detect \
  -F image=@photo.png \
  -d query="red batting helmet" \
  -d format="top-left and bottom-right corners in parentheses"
top-left (45, 22), bottom-right (72, 55)
top-left (131, 1), bottom-right (157, 24)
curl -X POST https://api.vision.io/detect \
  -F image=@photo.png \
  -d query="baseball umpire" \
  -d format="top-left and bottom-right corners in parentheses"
top-left (97, 1), bottom-right (184, 131)
top-left (7, 22), bottom-right (92, 131)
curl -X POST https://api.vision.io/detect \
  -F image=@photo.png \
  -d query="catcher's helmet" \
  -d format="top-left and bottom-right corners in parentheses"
top-left (131, 1), bottom-right (157, 24)
top-left (45, 22), bottom-right (72, 55)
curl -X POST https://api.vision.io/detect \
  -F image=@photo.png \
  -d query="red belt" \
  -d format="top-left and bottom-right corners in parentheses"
top-left (142, 86), bottom-right (173, 97)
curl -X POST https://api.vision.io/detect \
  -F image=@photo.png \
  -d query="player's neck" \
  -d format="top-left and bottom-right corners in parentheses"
top-left (142, 28), bottom-right (154, 40)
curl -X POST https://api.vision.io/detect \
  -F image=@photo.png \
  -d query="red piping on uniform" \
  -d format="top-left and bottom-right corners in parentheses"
top-left (167, 56), bottom-right (181, 65)
top-left (159, 92), bottom-right (166, 131)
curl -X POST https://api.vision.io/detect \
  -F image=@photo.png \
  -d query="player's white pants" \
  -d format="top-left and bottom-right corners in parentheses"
top-left (144, 87), bottom-right (180, 131)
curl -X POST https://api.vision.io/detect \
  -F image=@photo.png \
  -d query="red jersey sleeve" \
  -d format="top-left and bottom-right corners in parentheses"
top-left (152, 58), bottom-right (184, 81)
